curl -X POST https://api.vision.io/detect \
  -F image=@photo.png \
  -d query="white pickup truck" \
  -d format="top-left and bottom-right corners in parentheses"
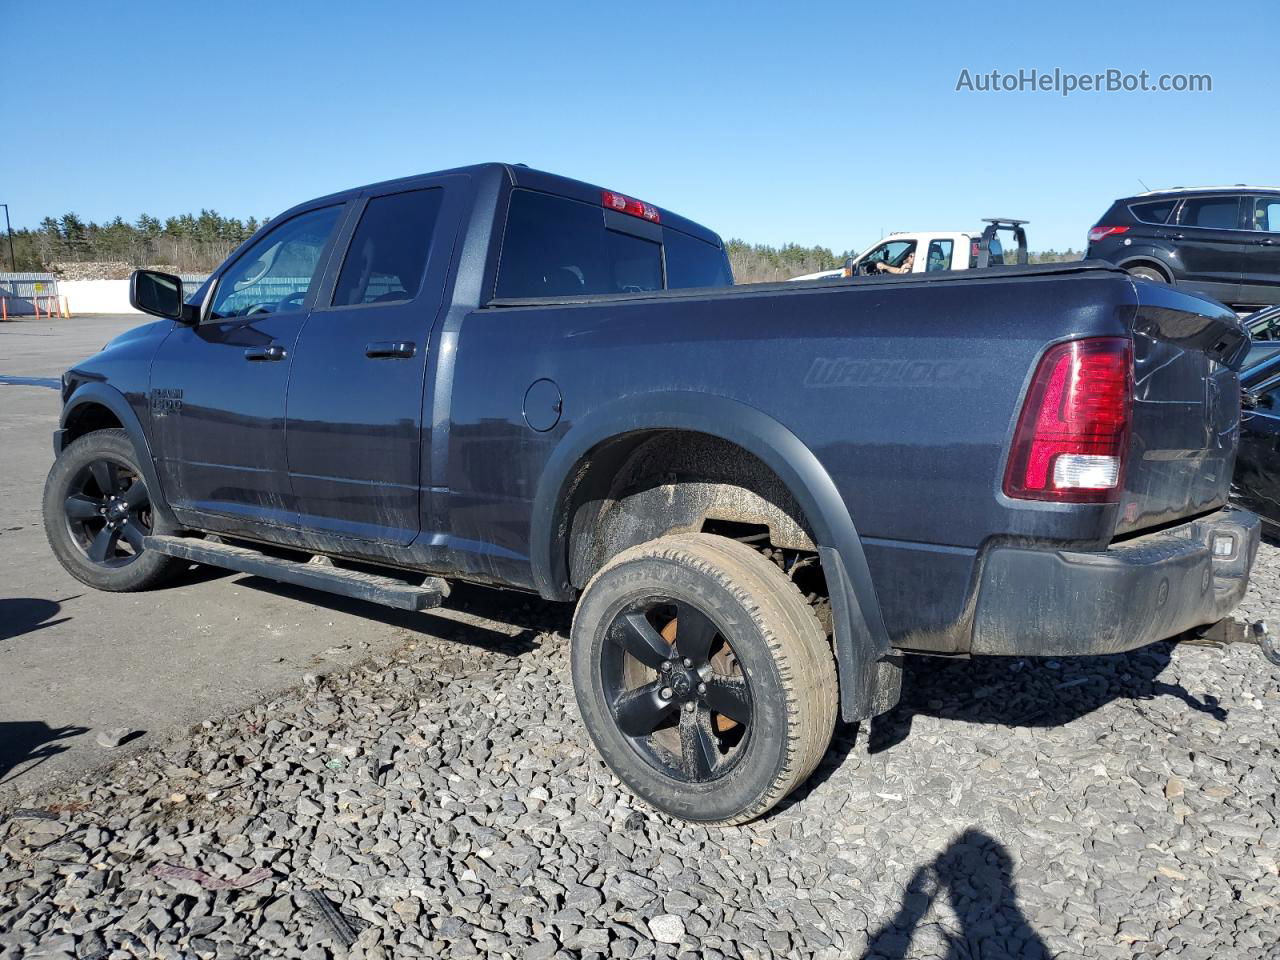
top-left (791, 219), bottom-right (1028, 281)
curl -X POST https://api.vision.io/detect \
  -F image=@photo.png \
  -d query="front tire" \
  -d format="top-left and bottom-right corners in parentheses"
top-left (571, 533), bottom-right (837, 825)
top-left (42, 429), bottom-right (183, 592)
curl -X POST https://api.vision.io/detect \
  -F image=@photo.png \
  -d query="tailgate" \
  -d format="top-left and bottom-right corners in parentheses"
top-left (1116, 283), bottom-right (1250, 536)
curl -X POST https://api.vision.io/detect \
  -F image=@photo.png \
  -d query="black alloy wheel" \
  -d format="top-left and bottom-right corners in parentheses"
top-left (62, 456), bottom-right (152, 566)
top-left (571, 533), bottom-right (838, 824)
top-left (602, 598), bottom-right (753, 783)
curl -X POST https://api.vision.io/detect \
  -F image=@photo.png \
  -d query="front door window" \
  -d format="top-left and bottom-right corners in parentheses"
top-left (209, 206), bottom-right (343, 319)
top-left (861, 240), bottom-right (917, 274)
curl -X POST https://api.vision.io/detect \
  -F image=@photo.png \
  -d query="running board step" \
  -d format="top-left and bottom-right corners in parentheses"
top-left (143, 535), bottom-right (447, 611)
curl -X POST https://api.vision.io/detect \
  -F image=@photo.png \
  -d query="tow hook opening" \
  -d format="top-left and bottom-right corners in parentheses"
top-left (1182, 618), bottom-right (1279, 666)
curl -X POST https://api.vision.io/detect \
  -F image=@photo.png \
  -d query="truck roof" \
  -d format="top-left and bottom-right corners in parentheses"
top-left (293, 162), bottom-right (724, 248)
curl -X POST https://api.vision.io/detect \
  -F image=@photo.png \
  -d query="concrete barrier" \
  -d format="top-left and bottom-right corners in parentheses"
top-left (58, 280), bottom-right (138, 315)
top-left (57, 276), bottom-right (210, 316)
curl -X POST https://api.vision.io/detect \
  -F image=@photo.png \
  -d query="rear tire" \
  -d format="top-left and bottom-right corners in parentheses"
top-left (43, 429), bottom-right (183, 592)
top-left (1126, 265), bottom-right (1168, 284)
top-left (571, 533), bottom-right (837, 825)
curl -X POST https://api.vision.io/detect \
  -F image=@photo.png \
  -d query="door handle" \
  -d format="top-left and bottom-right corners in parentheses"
top-left (365, 341), bottom-right (416, 359)
top-left (244, 344), bottom-right (286, 362)
top-left (1256, 238), bottom-right (1276, 246)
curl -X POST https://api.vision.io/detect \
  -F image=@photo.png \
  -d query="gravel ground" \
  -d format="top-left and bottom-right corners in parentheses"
top-left (2, 546), bottom-right (1279, 960)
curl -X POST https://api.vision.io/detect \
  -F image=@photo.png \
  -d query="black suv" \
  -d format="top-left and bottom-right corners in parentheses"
top-left (1087, 187), bottom-right (1280, 308)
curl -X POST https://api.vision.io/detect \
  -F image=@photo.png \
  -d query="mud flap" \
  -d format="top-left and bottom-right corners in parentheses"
top-left (820, 545), bottom-right (901, 721)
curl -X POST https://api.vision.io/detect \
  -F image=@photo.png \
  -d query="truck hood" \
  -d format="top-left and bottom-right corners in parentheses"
top-left (63, 318), bottom-right (172, 402)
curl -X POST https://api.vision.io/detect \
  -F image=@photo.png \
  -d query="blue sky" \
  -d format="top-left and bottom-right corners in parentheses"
top-left (2, 0), bottom-right (1273, 253)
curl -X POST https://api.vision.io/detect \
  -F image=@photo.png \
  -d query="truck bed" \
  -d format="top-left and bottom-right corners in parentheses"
top-left (487, 260), bottom-right (1121, 307)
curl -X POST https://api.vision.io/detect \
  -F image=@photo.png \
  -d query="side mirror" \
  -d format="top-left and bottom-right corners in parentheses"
top-left (130, 270), bottom-right (195, 323)
top-left (842, 256), bottom-right (855, 278)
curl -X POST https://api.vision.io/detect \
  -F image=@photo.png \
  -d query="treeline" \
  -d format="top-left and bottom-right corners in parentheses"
top-left (1027, 249), bottom-right (1082, 263)
top-left (4, 211), bottom-right (268, 274)
top-left (726, 240), bottom-right (853, 285)
top-left (2, 211), bottom-right (1081, 280)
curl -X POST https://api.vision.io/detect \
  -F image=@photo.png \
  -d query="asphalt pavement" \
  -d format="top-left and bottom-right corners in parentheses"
top-left (0, 314), bottom-right (531, 806)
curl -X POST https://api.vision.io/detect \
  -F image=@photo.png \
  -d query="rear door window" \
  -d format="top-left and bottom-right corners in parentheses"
top-left (333, 189), bottom-right (444, 307)
top-left (1179, 196), bottom-right (1243, 230)
top-left (1250, 198), bottom-right (1280, 233)
top-left (925, 239), bottom-right (953, 272)
top-left (1129, 199), bottom-right (1176, 224)
top-left (496, 190), bottom-right (663, 298)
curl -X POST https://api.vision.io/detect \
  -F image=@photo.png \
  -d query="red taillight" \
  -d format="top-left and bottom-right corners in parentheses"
top-left (601, 189), bottom-right (660, 223)
top-left (1003, 337), bottom-right (1133, 503)
top-left (1087, 225), bottom-right (1130, 243)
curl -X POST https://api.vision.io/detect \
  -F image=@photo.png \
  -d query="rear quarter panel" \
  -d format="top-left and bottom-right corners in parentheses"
top-left (445, 271), bottom-right (1142, 649)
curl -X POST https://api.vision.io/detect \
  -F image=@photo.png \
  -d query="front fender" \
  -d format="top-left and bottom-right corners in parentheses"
top-left (60, 381), bottom-right (177, 529)
top-left (531, 391), bottom-right (894, 721)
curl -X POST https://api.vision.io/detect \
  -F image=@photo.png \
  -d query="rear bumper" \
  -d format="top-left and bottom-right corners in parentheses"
top-left (970, 506), bottom-right (1260, 656)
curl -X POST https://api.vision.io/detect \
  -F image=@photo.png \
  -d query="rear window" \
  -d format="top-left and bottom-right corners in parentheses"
top-left (496, 190), bottom-right (662, 298)
top-left (664, 229), bottom-right (733, 288)
top-left (986, 236), bottom-right (1004, 266)
top-left (1129, 199), bottom-right (1176, 224)
top-left (1179, 196), bottom-right (1242, 229)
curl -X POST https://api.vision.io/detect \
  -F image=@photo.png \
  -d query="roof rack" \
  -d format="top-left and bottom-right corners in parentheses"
top-left (976, 219), bottom-right (1029, 268)
top-left (1136, 185), bottom-right (1280, 196)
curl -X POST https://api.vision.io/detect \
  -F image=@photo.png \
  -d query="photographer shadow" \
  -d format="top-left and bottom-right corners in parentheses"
top-left (862, 829), bottom-right (1049, 960)
top-left (0, 720), bottom-right (90, 786)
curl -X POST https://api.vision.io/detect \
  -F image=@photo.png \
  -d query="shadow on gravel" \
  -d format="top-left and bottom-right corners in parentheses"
top-left (863, 829), bottom-right (1049, 960)
top-left (0, 596), bottom-right (75, 642)
top-left (234, 576), bottom-right (571, 655)
top-left (0, 721), bottom-right (90, 784)
top-left (867, 641), bottom-right (1226, 755)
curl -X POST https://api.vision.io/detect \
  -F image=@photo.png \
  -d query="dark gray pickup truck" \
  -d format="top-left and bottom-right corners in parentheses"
top-left (44, 163), bottom-right (1262, 823)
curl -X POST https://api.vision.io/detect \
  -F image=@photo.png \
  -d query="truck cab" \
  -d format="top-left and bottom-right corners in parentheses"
top-left (854, 230), bottom-right (979, 274)
top-left (789, 220), bottom-right (1027, 281)
top-left (101, 165), bottom-right (734, 549)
